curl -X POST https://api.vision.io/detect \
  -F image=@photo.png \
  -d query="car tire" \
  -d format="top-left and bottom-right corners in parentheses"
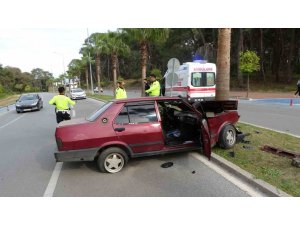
top-left (218, 124), bottom-right (236, 149)
top-left (37, 104), bottom-right (41, 111)
top-left (97, 147), bottom-right (128, 173)
top-left (16, 110), bottom-right (20, 114)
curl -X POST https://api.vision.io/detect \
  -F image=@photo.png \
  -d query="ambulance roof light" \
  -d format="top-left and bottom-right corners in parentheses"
top-left (193, 54), bottom-right (207, 63)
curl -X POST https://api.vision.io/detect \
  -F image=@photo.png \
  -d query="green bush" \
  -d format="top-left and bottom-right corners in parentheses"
top-left (24, 85), bottom-right (32, 92)
top-left (0, 84), bottom-right (4, 93)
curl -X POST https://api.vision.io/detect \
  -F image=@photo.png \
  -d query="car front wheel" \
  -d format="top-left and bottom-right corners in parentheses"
top-left (218, 124), bottom-right (236, 149)
top-left (97, 147), bottom-right (128, 173)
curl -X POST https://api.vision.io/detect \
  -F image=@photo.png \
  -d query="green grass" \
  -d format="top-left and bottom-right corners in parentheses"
top-left (213, 122), bottom-right (300, 196)
top-left (87, 93), bottom-right (114, 101)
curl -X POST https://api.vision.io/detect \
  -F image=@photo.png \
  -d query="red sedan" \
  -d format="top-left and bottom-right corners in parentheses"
top-left (54, 97), bottom-right (242, 173)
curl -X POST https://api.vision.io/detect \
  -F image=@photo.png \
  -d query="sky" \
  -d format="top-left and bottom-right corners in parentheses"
top-left (0, 28), bottom-right (115, 77)
top-left (1, 0), bottom-right (299, 78)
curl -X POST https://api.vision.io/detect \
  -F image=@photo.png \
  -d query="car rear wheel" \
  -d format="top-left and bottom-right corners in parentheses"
top-left (97, 147), bottom-right (128, 173)
top-left (218, 124), bottom-right (236, 149)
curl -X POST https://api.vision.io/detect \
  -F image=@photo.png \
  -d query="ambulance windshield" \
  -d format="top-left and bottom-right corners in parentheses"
top-left (191, 72), bottom-right (215, 87)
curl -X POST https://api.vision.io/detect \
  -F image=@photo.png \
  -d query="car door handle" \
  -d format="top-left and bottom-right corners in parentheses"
top-left (114, 127), bottom-right (125, 132)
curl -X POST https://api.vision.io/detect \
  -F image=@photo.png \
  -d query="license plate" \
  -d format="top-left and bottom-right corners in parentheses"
top-left (23, 109), bottom-right (31, 111)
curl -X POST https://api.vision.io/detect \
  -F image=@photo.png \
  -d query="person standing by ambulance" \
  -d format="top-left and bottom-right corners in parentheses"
top-left (145, 74), bottom-right (161, 97)
top-left (49, 86), bottom-right (76, 123)
top-left (115, 81), bottom-right (127, 99)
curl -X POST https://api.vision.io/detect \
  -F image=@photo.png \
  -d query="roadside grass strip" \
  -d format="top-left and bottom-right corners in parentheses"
top-left (213, 122), bottom-right (300, 196)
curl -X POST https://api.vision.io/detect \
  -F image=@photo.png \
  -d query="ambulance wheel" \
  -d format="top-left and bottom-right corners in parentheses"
top-left (218, 125), bottom-right (236, 149)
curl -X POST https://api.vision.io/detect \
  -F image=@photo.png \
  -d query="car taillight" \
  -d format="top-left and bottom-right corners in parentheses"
top-left (56, 137), bottom-right (63, 150)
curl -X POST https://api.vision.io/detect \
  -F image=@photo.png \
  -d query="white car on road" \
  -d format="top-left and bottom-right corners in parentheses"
top-left (70, 88), bottom-right (86, 100)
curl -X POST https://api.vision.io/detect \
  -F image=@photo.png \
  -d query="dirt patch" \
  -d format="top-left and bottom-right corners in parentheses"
top-left (0, 95), bottom-right (19, 107)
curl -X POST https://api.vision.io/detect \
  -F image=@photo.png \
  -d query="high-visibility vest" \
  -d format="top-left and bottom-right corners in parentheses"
top-left (49, 95), bottom-right (76, 110)
top-left (116, 87), bottom-right (127, 99)
top-left (145, 80), bottom-right (160, 96)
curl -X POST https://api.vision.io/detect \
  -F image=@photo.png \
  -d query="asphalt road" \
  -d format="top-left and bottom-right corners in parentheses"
top-left (0, 93), bottom-right (257, 197)
top-left (238, 100), bottom-right (300, 137)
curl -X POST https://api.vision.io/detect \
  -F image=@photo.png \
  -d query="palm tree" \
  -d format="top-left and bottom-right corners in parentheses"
top-left (79, 46), bottom-right (95, 91)
top-left (121, 28), bottom-right (169, 96)
top-left (216, 28), bottom-right (231, 100)
top-left (105, 31), bottom-right (130, 98)
top-left (89, 33), bottom-right (108, 93)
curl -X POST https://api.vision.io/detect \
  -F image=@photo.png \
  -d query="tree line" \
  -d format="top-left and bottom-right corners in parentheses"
top-left (0, 66), bottom-right (54, 95)
top-left (69, 28), bottom-right (300, 95)
top-left (1, 28), bottom-right (300, 96)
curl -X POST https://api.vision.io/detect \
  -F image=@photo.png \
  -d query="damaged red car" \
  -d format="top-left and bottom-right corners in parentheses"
top-left (54, 97), bottom-right (243, 173)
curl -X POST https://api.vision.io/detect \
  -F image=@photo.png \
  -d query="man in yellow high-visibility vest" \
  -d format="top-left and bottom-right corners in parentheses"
top-left (145, 74), bottom-right (160, 97)
top-left (115, 81), bottom-right (127, 99)
top-left (49, 86), bottom-right (76, 123)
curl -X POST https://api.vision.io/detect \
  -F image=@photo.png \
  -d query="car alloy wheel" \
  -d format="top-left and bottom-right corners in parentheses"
top-left (104, 153), bottom-right (124, 173)
top-left (225, 129), bottom-right (236, 146)
top-left (98, 147), bottom-right (128, 173)
top-left (218, 124), bottom-right (236, 149)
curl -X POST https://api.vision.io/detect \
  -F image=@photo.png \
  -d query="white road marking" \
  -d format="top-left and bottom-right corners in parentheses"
top-left (43, 162), bottom-right (63, 197)
top-left (239, 121), bottom-right (300, 138)
top-left (190, 152), bottom-right (264, 197)
top-left (0, 114), bottom-right (25, 129)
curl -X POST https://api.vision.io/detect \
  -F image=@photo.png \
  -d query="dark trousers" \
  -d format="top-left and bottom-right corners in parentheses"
top-left (295, 86), bottom-right (300, 96)
top-left (56, 111), bottom-right (71, 123)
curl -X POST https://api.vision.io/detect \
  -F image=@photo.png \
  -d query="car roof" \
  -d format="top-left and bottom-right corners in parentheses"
top-left (21, 93), bottom-right (38, 96)
top-left (110, 96), bottom-right (182, 104)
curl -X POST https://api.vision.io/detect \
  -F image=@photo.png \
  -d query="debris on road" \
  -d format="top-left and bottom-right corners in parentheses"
top-left (243, 145), bottom-right (253, 150)
top-left (292, 157), bottom-right (300, 168)
top-left (241, 139), bottom-right (251, 144)
top-left (261, 145), bottom-right (300, 158)
top-left (161, 162), bottom-right (174, 168)
top-left (191, 170), bottom-right (196, 174)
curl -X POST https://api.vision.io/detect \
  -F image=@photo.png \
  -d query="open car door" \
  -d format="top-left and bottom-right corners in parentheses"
top-left (200, 119), bottom-right (211, 159)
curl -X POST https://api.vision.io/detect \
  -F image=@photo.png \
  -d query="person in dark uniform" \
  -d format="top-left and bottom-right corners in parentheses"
top-left (144, 78), bottom-right (150, 96)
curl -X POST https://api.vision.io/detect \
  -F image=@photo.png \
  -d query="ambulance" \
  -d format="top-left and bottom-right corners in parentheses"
top-left (163, 60), bottom-right (216, 102)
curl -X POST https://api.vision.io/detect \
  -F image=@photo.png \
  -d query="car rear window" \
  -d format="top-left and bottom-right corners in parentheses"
top-left (115, 102), bottom-right (158, 124)
top-left (19, 94), bottom-right (38, 101)
top-left (86, 102), bottom-right (113, 121)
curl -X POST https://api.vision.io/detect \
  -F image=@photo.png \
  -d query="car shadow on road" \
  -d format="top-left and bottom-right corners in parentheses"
top-left (60, 152), bottom-right (194, 173)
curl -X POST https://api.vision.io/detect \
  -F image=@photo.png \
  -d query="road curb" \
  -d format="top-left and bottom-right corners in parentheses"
top-left (210, 153), bottom-right (291, 197)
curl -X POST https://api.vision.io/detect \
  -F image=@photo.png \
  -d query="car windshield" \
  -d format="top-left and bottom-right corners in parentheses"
top-left (86, 101), bottom-right (113, 122)
top-left (19, 95), bottom-right (38, 101)
top-left (72, 88), bottom-right (84, 93)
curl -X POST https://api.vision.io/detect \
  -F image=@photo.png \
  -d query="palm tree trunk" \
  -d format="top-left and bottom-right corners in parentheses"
top-left (96, 54), bottom-right (101, 93)
top-left (85, 66), bottom-right (89, 91)
top-left (112, 53), bottom-right (117, 98)
top-left (216, 28), bottom-right (231, 101)
top-left (140, 41), bottom-right (148, 97)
